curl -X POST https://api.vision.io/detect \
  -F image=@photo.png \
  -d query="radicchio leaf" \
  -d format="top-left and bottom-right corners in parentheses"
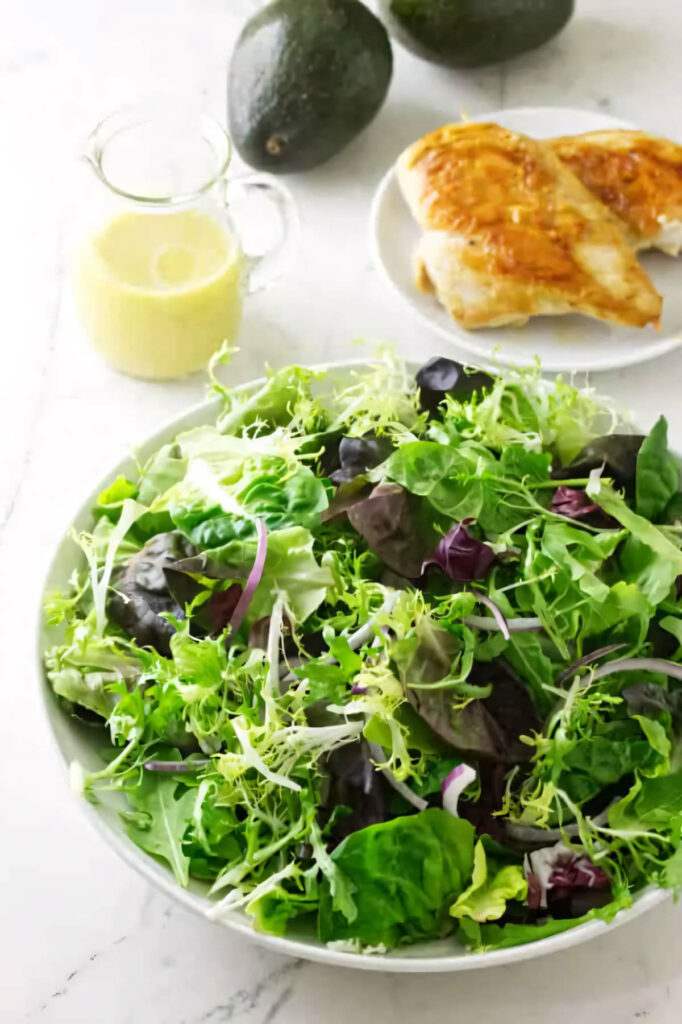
top-left (525, 843), bottom-right (611, 918)
top-left (550, 486), bottom-right (616, 529)
top-left (423, 520), bottom-right (495, 582)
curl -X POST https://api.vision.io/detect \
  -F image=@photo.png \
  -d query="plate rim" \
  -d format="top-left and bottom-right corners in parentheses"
top-left (369, 105), bottom-right (682, 374)
top-left (36, 356), bottom-right (670, 972)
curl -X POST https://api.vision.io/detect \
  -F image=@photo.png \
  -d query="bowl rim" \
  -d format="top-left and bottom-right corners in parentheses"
top-left (36, 356), bottom-right (670, 972)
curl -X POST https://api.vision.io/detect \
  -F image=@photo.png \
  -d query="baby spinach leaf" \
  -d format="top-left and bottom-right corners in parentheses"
top-left (636, 417), bottom-right (680, 522)
top-left (318, 809), bottom-right (475, 947)
top-left (499, 446), bottom-right (551, 483)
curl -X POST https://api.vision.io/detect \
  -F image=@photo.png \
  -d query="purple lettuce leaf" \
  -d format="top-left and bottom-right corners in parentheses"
top-left (108, 532), bottom-right (196, 655)
top-left (423, 520), bottom-right (495, 582)
top-left (319, 741), bottom-right (391, 848)
top-left (337, 481), bottom-right (436, 578)
top-left (407, 662), bottom-right (540, 764)
top-left (330, 434), bottom-right (394, 485)
top-left (551, 486), bottom-right (602, 519)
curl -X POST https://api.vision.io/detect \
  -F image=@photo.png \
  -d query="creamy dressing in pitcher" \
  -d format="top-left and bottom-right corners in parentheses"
top-left (74, 209), bottom-right (243, 380)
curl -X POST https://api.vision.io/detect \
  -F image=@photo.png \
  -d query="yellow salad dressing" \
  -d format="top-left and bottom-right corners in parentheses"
top-left (74, 209), bottom-right (243, 379)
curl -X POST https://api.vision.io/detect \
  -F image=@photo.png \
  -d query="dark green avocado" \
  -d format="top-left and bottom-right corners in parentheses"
top-left (229, 0), bottom-right (393, 173)
top-left (379, 0), bottom-right (574, 68)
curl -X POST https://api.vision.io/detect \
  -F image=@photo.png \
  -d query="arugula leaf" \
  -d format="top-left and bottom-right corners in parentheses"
top-left (122, 774), bottom-right (195, 886)
top-left (318, 809), bottom-right (475, 947)
top-left (636, 417), bottom-right (680, 522)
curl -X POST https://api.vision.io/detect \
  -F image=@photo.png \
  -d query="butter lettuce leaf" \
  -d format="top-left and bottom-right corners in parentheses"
top-left (318, 809), bottom-right (475, 947)
top-left (450, 840), bottom-right (527, 923)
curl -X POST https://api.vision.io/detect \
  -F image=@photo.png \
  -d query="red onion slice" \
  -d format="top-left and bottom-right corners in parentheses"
top-left (228, 519), bottom-right (268, 638)
top-left (366, 741), bottom-right (428, 811)
top-left (442, 763), bottom-right (477, 817)
top-left (473, 593), bottom-right (511, 640)
top-left (463, 615), bottom-right (542, 633)
top-left (557, 644), bottom-right (627, 684)
top-left (144, 759), bottom-right (209, 772)
top-left (589, 657), bottom-right (682, 683)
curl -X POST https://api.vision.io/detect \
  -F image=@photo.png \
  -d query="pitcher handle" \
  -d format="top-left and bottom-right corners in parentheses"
top-left (223, 173), bottom-right (299, 294)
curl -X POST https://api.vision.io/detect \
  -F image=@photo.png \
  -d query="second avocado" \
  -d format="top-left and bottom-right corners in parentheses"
top-left (229, 0), bottom-right (393, 173)
top-left (380, 0), bottom-right (574, 69)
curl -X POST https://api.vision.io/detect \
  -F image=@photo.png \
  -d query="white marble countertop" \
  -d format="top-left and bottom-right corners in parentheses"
top-left (3, 0), bottom-right (682, 1020)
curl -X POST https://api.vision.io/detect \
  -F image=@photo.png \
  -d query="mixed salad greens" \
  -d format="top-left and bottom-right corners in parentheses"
top-left (44, 355), bottom-right (682, 954)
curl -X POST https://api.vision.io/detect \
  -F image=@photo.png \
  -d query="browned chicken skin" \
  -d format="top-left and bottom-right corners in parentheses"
top-left (551, 130), bottom-right (682, 253)
top-left (397, 122), bottom-right (662, 330)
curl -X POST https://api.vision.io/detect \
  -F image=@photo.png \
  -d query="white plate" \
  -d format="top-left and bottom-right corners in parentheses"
top-left (37, 360), bottom-right (668, 972)
top-left (371, 106), bottom-right (682, 373)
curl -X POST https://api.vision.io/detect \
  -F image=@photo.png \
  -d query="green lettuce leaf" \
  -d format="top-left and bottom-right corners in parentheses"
top-left (318, 809), bottom-right (475, 947)
top-left (586, 477), bottom-right (682, 605)
top-left (215, 365), bottom-right (320, 436)
top-left (45, 634), bottom-right (142, 720)
top-left (250, 526), bottom-right (334, 625)
top-left (457, 894), bottom-right (628, 951)
top-left (450, 840), bottom-right (527, 923)
top-left (609, 770), bottom-right (682, 831)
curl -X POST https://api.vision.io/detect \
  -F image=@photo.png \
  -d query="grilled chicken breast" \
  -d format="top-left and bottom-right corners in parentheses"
top-left (551, 130), bottom-right (682, 254)
top-left (397, 122), bottom-right (662, 330)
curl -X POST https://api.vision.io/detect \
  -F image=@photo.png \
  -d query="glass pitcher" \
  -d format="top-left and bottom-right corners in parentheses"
top-left (73, 103), bottom-right (298, 380)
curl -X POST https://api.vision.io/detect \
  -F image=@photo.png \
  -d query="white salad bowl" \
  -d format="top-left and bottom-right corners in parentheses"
top-left (37, 359), bottom-right (669, 972)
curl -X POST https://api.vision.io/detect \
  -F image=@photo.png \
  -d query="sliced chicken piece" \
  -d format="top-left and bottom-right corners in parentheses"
top-left (397, 122), bottom-right (662, 330)
top-left (551, 129), bottom-right (682, 254)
